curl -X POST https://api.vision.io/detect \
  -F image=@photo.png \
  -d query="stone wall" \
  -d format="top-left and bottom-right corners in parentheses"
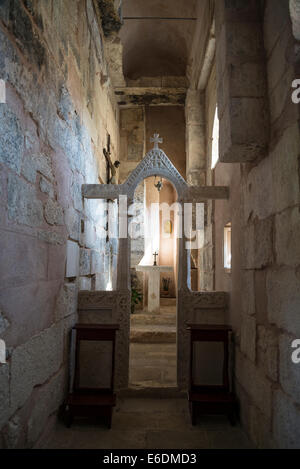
top-left (145, 106), bottom-right (186, 179)
top-left (198, 63), bottom-right (217, 292)
top-left (119, 107), bottom-right (145, 182)
top-left (0, 0), bottom-right (119, 448)
top-left (119, 107), bottom-right (145, 296)
top-left (214, 0), bottom-right (300, 448)
top-left (119, 105), bottom-right (186, 184)
top-left (185, 2), bottom-right (216, 292)
top-left (216, 0), bottom-right (269, 163)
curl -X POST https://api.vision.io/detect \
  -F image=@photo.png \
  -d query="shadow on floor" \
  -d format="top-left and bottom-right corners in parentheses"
top-left (40, 397), bottom-right (254, 449)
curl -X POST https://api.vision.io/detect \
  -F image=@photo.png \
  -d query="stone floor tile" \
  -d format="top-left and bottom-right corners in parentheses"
top-left (145, 429), bottom-right (209, 449)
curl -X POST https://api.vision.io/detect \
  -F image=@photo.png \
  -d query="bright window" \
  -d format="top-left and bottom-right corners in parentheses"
top-left (224, 223), bottom-right (232, 271)
top-left (211, 107), bottom-right (219, 169)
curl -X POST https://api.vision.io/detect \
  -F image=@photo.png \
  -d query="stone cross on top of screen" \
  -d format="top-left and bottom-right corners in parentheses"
top-left (150, 133), bottom-right (163, 149)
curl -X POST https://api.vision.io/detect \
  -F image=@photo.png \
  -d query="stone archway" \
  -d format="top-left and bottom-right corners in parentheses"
top-left (81, 138), bottom-right (230, 390)
top-left (123, 148), bottom-right (188, 201)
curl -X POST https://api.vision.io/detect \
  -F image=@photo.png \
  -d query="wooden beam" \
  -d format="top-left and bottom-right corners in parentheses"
top-left (115, 87), bottom-right (187, 106)
top-left (115, 87), bottom-right (187, 95)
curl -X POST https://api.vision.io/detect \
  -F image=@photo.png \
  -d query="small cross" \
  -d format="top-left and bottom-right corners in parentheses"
top-left (150, 133), bottom-right (163, 149)
top-left (153, 252), bottom-right (158, 266)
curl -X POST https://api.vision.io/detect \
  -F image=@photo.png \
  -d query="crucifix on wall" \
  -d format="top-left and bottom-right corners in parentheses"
top-left (103, 134), bottom-right (121, 245)
top-left (103, 134), bottom-right (121, 185)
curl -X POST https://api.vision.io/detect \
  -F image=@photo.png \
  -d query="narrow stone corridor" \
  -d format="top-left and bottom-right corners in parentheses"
top-left (1, 0), bottom-right (300, 450)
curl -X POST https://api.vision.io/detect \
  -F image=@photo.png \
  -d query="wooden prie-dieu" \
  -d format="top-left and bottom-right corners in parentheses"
top-left (65, 324), bottom-right (119, 429)
top-left (187, 324), bottom-right (237, 426)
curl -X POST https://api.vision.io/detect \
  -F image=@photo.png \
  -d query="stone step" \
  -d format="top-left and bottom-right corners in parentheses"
top-left (131, 312), bottom-right (176, 326)
top-left (120, 386), bottom-right (186, 399)
top-left (130, 325), bottom-right (176, 343)
top-left (160, 298), bottom-right (177, 306)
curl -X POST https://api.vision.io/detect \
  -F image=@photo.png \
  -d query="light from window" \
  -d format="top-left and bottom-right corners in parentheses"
top-left (224, 223), bottom-right (232, 270)
top-left (211, 107), bottom-right (219, 169)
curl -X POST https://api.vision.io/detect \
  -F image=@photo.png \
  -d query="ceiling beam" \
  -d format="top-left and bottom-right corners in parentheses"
top-left (115, 87), bottom-right (187, 107)
top-left (123, 17), bottom-right (197, 21)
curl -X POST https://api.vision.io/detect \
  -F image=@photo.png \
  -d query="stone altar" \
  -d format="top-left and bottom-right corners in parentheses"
top-left (136, 265), bottom-right (173, 313)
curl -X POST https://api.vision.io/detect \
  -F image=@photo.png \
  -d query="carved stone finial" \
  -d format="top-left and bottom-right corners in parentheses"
top-left (150, 133), bottom-right (163, 149)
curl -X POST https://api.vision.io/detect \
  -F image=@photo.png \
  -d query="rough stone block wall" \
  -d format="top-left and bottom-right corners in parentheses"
top-left (214, 0), bottom-right (300, 448)
top-left (0, 0), bottom-right (119, 448)
top-left (216, 0), bottom-right (269, 163)
top-left (119, 107), bottom-right (145, 296)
